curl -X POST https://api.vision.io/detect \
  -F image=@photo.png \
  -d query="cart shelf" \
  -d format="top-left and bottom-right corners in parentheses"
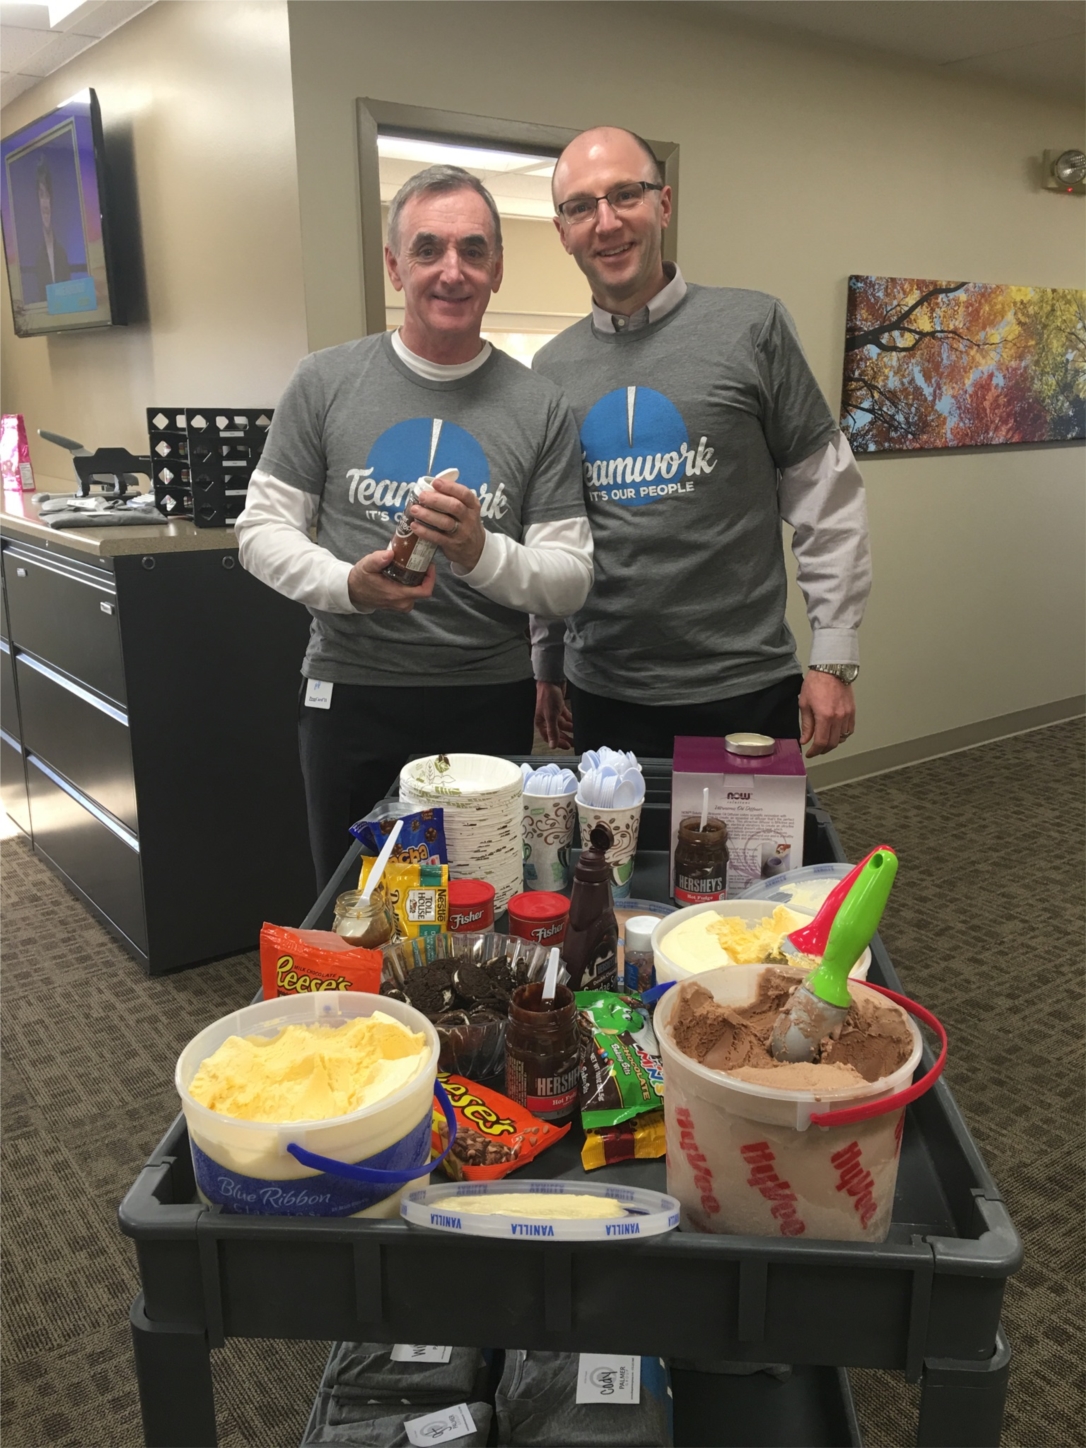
top-left (118, 776), bottom-right (1020, 1448)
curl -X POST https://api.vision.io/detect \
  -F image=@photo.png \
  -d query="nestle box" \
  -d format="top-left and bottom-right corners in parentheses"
top-left (670, 736), bottom-right (807, 900)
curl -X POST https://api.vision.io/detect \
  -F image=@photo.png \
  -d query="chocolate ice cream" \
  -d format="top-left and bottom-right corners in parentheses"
top-left (668, 968), bottom-right (913, 1089)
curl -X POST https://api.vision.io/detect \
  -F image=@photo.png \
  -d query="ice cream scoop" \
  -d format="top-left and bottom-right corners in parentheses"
top-left (770, 848), bottom-right (898, 1063)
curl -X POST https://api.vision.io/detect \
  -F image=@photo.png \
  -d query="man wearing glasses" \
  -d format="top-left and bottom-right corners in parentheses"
top-left (238, 165), bottom-right (591, 887)
top-left (532, 127), bottom-right (870, 760)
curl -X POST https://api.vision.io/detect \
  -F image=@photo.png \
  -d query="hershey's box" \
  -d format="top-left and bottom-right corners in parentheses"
top-left (670, 736), bottom-right (807, 900)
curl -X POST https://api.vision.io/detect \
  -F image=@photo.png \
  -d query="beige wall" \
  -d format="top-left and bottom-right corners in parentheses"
top-left (288, 1), bottom-right (1085, 765)
top-left (0, 1), bottom-right (308, 490)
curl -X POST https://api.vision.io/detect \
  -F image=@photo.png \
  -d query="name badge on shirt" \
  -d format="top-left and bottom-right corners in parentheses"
top-left (304, 679), bottom-right (333, 710)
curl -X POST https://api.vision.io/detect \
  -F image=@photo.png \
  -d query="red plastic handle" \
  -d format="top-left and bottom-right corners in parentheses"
top-left (807, 983), bottom-right (947, 1128)
top-left (786, 844), bottom-right (890, 956)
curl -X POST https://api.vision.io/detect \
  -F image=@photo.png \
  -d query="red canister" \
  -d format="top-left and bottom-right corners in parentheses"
top-left (507, 891), bottom-right (570, 947)
top-left (447, 878), bottom-right (496, 933)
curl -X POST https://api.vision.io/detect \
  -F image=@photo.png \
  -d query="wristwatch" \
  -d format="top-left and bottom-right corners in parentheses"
top-left (809, 663), bottom-right (860, 685)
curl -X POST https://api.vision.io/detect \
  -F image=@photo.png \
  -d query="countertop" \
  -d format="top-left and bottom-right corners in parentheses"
top-left (0, 490), bottom-right (238, 558)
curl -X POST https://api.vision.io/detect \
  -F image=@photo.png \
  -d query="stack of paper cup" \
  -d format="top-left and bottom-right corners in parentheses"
top-left (400, 754), bottom-right (523, 912)
top-left (576, 750), bottom-right (646, 901)
top-left (521, 763), bottom-right (579, 890)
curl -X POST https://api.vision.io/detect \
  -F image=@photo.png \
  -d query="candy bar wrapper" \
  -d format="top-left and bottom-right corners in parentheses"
top-left (582, 1110), bottom-right (667, 1172)
top-left (576, 991), bottom-right (665, 1131)
top-left (351, 807), bottom-right (448, 865)
top-left (431, 1073), bottom-right (571, 1181)
top-left (260, 923), bottom-right (382, 998)
top-left (358, 858), bottom-right (448, 940)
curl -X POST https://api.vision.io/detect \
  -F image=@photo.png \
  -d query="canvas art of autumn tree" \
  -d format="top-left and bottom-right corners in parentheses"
top-left (839, 276), bottom-right (1086, 452)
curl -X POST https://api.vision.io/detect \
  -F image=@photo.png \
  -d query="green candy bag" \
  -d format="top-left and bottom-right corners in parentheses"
top-left (576, 991), bottom-right (664, 1130)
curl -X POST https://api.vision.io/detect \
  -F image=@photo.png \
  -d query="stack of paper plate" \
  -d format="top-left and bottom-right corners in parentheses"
top-left (399, 754), bottom-right (524, 912)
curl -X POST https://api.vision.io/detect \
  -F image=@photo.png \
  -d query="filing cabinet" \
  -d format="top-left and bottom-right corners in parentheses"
top-left (0, 529), bottom-right (314, 974)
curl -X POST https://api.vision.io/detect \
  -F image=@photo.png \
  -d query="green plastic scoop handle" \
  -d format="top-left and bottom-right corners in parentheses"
top-left (805, 849), bottom-right (898, 1008)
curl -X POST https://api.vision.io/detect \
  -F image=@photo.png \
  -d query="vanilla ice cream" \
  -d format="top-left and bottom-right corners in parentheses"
top-left (663, 905), bottom-right (805, 974)
top-left (453, 1194), bottom-right (625, 1220)
top-left (189, 1013), bottom-right (427, 1123)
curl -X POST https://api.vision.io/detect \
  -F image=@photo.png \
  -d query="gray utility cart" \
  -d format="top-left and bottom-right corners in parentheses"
top-left (119, 763), bottom-right (1021, 1448)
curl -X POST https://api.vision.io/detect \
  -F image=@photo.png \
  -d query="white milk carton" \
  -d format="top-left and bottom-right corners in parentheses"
top-left (670, 735), bottom-right (807, 900)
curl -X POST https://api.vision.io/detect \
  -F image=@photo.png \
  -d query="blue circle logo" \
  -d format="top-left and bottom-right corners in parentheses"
top-left (365, 417), bottom-right (489, 494)
top-left (580, 387), bottom-right (689, 507)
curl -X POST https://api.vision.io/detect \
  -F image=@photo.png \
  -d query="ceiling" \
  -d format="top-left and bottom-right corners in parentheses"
top-left (1, 1), bottom-right (153, 111)
top-left (708, 1), bottom-right (1085, 104)
top-left (2, 0), bottom-right (1082, 115)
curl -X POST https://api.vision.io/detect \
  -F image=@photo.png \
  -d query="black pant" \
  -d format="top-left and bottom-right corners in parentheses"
top-left (299, 676), bottom-right (536, 891)
top-left (568, 674), bottom-right (803, 758)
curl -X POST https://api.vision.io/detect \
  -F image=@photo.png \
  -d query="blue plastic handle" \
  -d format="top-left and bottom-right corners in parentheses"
top-left (285, 1077), bottom-right (458, 1184)
top-left (640, 980), bottom-right (675, 1006)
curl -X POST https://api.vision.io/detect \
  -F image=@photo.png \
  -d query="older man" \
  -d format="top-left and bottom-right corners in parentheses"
top-left (238, 165), bottom-right (592, 886)
top-left (532, 127), bottom-right (870, 760)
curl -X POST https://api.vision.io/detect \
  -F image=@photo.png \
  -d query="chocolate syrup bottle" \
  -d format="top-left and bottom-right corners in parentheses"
top-left (562, 823), bottom-right (619, 992)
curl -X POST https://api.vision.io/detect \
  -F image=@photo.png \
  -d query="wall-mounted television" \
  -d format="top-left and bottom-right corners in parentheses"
top-left (1, 88), bottom-right (123, 338)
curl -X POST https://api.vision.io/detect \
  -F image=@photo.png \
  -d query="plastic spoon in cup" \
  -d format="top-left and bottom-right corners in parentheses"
top-left (780, 845), bottom-right (890, 961)
top-left (700, 787), bottom-right (709, 831)
top-left (360, 818), bottom-right (403, 904)
top-left (541, 947), bottom-right (560, 1005)
top-left (770, 848), bottom-right (898, 1063)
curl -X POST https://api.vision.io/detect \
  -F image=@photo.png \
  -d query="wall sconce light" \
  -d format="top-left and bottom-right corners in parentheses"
top-left (1042, 149), bottom-right (1086, 195)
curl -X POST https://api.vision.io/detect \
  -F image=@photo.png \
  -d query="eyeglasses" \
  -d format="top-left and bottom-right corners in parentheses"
top-left (555, 181), bottom-right (663, 225)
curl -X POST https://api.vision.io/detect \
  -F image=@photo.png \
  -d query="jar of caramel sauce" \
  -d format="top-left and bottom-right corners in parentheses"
top-left (332, 889), bottom-right (395, 949)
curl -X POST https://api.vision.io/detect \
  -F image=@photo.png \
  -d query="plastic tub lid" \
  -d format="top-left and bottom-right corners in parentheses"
top-left (507, 891), bottom-right (570, 921)
top-left (724, 732), bottom-right (776, 755)
top-left (401, 1179), bottom-right (680, 1240)
top-left (447, 878), bottom-right (496, 907)
top-left (738, 863), bottom-right (854, 907)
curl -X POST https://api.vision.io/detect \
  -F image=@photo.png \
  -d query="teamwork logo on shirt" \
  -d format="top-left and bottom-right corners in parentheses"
top-left (580, 386), bottom-right (716, 508)
top-left (345, 417), bottom-right (508, 523)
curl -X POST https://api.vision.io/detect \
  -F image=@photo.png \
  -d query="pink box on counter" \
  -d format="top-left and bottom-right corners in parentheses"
top-left (670, 736), bottom-right (807, 900)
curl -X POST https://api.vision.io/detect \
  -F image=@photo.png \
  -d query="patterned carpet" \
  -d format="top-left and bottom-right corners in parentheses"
top-left (1, 720), bottom-right (1082, 1448)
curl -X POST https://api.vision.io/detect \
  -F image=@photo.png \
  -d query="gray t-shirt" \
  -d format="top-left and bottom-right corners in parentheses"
top-left (260, 332), bottom-right (585, 686)
top-left (532, 285), bottom-right (838, 704)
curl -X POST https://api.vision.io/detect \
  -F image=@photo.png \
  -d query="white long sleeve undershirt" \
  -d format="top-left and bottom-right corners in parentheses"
top-left (234, 471), bottom-right (593, 618)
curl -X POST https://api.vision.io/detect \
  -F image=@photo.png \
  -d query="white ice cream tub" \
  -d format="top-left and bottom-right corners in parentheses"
top-left (176, 992), bottom-right (443, 1219)
top-left (652, 900), bottom-right (871, 985)
top-left (654, 965), bottom-right (924, 1242)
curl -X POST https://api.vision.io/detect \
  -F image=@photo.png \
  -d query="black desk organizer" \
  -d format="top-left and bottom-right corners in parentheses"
top-left (146, 408), bottom-right (273, 527)
top-left (118, 766), bottom-right (1021, 1448)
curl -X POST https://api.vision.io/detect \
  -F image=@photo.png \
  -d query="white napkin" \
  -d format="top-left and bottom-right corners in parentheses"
top-left (521, 762), bottom-right (579, 797)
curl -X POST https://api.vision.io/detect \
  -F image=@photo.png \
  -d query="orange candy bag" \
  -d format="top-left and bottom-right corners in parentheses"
top-left (259, 923), bottom-right (383, 999)
top-left (431, 1072), bottom-right (571, 1181)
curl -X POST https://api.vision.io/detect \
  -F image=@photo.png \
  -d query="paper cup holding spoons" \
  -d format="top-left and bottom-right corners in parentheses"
top-left (522, 784), bottom-right (579, 891)
top-left (575, 796), bottom-right (643, 900)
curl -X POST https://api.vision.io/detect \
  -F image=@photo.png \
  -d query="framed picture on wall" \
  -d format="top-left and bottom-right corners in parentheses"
top-left (839, 275), bottom-right (1085, 453)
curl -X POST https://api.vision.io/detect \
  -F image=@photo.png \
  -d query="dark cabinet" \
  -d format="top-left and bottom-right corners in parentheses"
top-left (3, 544), bottom-right (126, 704)
top-left (0, 530), bottom-right (314, 974)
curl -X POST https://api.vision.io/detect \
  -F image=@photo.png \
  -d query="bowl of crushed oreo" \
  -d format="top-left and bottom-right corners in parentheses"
top-left (379, 932), bottom-right (568, 1085)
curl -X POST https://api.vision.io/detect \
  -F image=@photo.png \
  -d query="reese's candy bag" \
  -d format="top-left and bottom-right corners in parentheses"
top-left (260, 923), bottom-right (382, 999)
top-left (350, 808), bottom-right (448, 865)
top-left (431, 1073), bottom-right (571, 1181)
top-left (358, 858), bottom-right (448, 940)
top-left (576, 991), bottom-right (665, 1131)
